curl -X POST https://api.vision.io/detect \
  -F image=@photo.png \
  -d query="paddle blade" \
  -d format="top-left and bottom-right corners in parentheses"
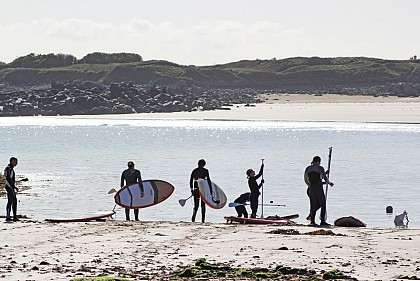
top-left (18, 187), bottom-right (31, 192)
top-left (108, 188), bottom-right (117, 194)
top-left (228, 202), bottom-right (242, 207)
top-left (179, 199), bottom-right (187, 207)
top-left (19, 178), bottom-right (29, 182)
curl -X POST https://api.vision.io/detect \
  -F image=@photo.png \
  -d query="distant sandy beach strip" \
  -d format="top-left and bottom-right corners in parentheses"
top-left (84, 94), bottom-right (420, 124)
top-left (1, 220), bottom-right (419, 280)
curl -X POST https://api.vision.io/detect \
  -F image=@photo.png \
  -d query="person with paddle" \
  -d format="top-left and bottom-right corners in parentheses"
top-left (247, 163), bottom-right (264, 218)
top-left (4, 157), bottom-right (19, 222)
top-left (189, 159), bottom-right (216, 223)
top-left (304, 156), bottom-right (334, 226)
top-left (233, 192), bottom-right (250, 218)
top-left (121, 161), bottom-right (144, 221)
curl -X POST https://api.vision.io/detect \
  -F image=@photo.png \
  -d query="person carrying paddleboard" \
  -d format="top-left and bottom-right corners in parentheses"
top-left (4, 157), bottom-right (19, 222)
top-left (234, 192), bottom-right (250, 218)
top-left (247, 164), bottom-right (264, 218)
top-left (304, 156), bottom-right (334, 226)
top-left (121, 161), bottom-right (144, 221)
top-left (189, 159), bottom-right (217, 223)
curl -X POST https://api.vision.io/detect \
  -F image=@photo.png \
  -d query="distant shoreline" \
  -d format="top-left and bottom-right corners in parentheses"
top-left (1, 94), bottom-right (419, 124)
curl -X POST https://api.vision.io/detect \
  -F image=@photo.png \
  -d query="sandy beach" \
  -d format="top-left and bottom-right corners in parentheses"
top-left (61, 93), bottom-right (420, 124)
top-left (1, 219), bottom-right (419, 280)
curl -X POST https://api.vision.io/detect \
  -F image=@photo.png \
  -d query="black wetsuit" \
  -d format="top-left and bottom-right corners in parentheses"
top-left (121, 168), bottom-right (144, 221)
top-left (234, 192), bottom-right (250, 218)
top-left (248, 166), bottom-right (263, 218)
top-left (4, 164), bottom-right (17, 220)
top-left (189, 166), bottom-right (211, 223)
top-left (304, 164), bottom-right (327, 224)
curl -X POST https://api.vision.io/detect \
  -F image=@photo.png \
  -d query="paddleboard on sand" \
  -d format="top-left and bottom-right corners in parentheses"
top-left (224, 215), bottom-right (295, 225)
top-left (114, 180), bottom-right (175, 209)
top-left (197, 179), bottom-right (227, 209)
top-left (334, 216), bottom-right (366, 227)
top-left (45, 212), bottom-right (115, 223)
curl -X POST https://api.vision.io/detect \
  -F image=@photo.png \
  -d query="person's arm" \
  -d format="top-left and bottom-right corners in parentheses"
top-left (206, 169), bottom-right (212, 189)
top-left (304, 168), bottom-right (310, 186)
top-left (120, 171), bottom-right (125, 188)
top-left (189, 170), bottom-right (195, 194)
top-left (255, 164), bottom-right (264, 179)
top-left (4, 167), bottom-right (16, 190)
top-left (321, 167), bottom-right (334, 186)
top-left (137, 170), bottom-right (144, 193)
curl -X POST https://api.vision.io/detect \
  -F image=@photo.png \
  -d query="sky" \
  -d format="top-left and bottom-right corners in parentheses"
top-left (1, 0), bottom-right (419, 65)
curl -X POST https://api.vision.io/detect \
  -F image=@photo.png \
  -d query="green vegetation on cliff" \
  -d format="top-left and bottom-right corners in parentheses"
top-left (1, 55), bottom-right (419, 92)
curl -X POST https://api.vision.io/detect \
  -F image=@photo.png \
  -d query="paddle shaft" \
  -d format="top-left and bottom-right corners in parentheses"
top-left (260, 159), bottom-right (265, 219)
top-left (325, 147), bottom-right (333, 199)
top-left (324, 147), bottom-right (333, 221)
top-left (229, 202), bottom-right (285, 207)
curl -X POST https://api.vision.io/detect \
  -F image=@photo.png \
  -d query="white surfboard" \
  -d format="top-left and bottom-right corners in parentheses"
top-left (114, 180), bottom-right (174, 209)
top-left (197, 179), bottom-right (227, 209)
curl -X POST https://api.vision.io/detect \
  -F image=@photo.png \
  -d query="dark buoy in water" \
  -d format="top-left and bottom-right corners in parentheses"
top-left (386, 206), bottom-right (393, 214)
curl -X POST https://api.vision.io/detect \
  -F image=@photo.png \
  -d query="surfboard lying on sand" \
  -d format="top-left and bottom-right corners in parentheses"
top-left (45, 212), bottom-right (115, 223)
top-left (114, 180), bottom-right (175, 209)
top-left (334, 216), bottom-right (366, 227)
top-left (224, 215), bottom-right (296, 225)
top-left (197, 179), bottom-right (227, 209)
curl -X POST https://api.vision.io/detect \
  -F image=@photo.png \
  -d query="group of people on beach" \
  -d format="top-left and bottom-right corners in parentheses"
top-left (4, 154), bottom-right (333, 225)
top-left (184, 155), bottom-right (334, 225)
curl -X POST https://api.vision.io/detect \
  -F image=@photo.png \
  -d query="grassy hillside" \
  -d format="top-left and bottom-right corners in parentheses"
top-left (1, 57), bottom-right (419, 91)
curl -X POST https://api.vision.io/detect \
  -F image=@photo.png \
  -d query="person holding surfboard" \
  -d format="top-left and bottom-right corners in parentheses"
top-left (247, 164), bottom-right (264, 218)
top-left (121, 161), bottom-right (144, 221)
top-left (4, 157), bottom-right (19, 222)
top-left (189, 159), bottom-right (217, 223)
top-left (304, 156), bottom-right (334, 226)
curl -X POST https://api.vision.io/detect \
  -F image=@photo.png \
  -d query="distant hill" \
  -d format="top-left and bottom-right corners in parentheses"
top-left (1, 55), bottom-right (420, 94)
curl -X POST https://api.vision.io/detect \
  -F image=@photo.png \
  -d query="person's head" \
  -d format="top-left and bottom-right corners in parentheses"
top-left (9, 157), bottom-right (18, 166)
top-left (127, 161), bottom-right (135, 168)
top-left (198, 159), bottom-right (206, 167)
top-left (246, 168), bottom-right (255, 178)
top-left (312, 156), bottom-right (321, 165)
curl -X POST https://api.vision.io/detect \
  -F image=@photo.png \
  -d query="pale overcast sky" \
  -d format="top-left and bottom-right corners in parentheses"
top-left (1, 0), bottom-right (419, 65)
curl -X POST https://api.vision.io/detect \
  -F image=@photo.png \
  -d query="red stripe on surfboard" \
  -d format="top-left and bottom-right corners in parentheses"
top-left (45, 212), bottom-right (115, 223)
top-left (198, 190), bottom-right (223, 209)
top-left (224, 216), bottom-right (292, 225)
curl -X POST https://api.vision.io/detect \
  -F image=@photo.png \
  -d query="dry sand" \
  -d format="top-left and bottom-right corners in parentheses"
top-left (78, 93), bottom-right (420, 123)
top-left (1, 219), bottom-right (419, 280)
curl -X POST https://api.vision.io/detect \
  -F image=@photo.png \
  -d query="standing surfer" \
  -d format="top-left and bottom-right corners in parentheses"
top-left (247, 163), bottom-right (264, 218)
top-left (121, 161), bottom-right (144, 221)
top-left (189, 159), bottom-right (216, 223)
top-left (4, 157), bottom-right (19, 222)
top-left (304, 156), bottom-right (334, 226)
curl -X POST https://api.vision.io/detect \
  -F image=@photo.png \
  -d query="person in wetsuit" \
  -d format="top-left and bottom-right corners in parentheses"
top-left (121, 161), bottom-right (144, 221)
top-left (234, 192), bottom-right (251, 218)
top-left (4, 157), bottom-right (19, 222)
top-left (247, 164), bottom-right (264, 218)
top-left (304, 156), bottom-right (334, 226)
top-left (189, 159), bottom-right (214, 223)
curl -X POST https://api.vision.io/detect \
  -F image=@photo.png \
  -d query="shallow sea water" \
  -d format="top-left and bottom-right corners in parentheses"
top-left (1, 116), bottom-right (419, 228)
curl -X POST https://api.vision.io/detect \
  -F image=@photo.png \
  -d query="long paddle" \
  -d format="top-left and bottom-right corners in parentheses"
top-left (324, 147), bottom-right (333, 221)
top-left (260, 159), bottom-right (265, 219)
top-left (178, 195), bottom-right (193, 207)
top-left (229, 202), bottom-right (285, 208)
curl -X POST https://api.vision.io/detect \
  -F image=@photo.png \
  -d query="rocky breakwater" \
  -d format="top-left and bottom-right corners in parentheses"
top-left (0, 81), bottom-right (261, 116)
